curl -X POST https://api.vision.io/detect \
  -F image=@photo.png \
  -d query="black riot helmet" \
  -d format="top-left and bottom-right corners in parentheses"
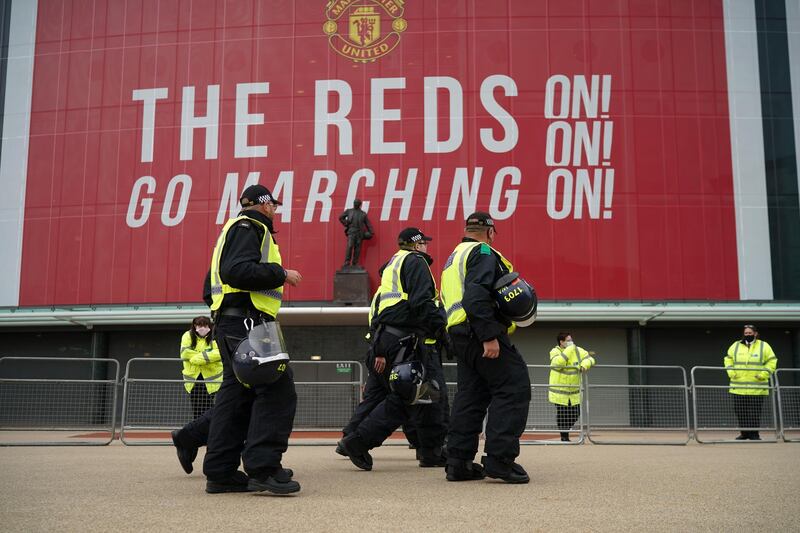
top-left (494, 272), bottom-right (538, 327)
top-left (231, 321), bottom-right (290, 386)
top-left (389, 360), bottom-right (441, 405)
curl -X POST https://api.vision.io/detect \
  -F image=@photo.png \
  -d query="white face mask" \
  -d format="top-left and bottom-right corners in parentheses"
top-left (195, 326), bottom-right (211, 337)
top-left (564, 340), bottom-right (574, 347)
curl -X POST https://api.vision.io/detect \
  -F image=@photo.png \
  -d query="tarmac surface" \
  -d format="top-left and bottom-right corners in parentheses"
top-left (1, 439), bottom-right (799, 532)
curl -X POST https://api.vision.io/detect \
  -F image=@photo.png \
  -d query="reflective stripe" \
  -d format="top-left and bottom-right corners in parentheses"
top-left (202, 351), bottom-right (210, 363)
top-left (445, 301), bottom-right (463, 318)
top-left (551, 387), bottom-right (579, 394)
top-left (443, 251), bottom-right (456, 270)
top-left (182, 372), bottom-right (197, 379)
top-left (552, 367), bottom-right (579, 375)
top-left (730, 381), bottom-right (769, 386)
top-left (180, 347), bottom-right (189, 353)
top-left (382, 292), bottom-right (406, 300)
top-left (203, 372), bottom-right (223, 381)
top-left (257, 289), bottom-right (283, 300)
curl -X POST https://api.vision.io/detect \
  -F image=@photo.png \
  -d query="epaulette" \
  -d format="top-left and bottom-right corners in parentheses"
top-left (237, 220), bottom-right (252, 229)
top-left (479, 243), bottom-right (491, 255)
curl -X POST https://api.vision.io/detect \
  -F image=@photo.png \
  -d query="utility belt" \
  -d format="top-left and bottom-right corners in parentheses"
top-left (213, 307), bottom-right (276, 323)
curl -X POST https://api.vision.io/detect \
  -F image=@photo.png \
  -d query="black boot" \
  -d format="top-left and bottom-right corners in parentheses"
top-left (560, 432), bottom-right (570, 442)
top-left (206, 471), bottom-right (252, 493)
top-left (481, 455), bottom-right (530, 484)
top-left (340, 435), bottom-right (373, 471)
top-left (445, 458), bottom-right (486, 481)
top-left (418, 447), bottom-right (447, 468)
top-left (171, 429), bottom-right (198, 474)
top-left (335, 441), bottom-right (349, 457)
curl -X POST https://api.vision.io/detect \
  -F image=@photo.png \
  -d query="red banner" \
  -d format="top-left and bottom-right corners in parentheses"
top-left (19, 0), bottom-right (738, 305)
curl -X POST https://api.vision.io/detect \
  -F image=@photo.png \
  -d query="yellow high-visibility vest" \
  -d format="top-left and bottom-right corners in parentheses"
top-left (179, 332), bottom-right (223, 393)
top-left (209, 215), bottom-right (283, 317)
top-left (548, 345), bottom-right (595, 406)
top-left (440, 241), bottom-right (513, 331)
top-left (724, 339), bottom-right (777, 396)
top-left (369, 250), bottom-right (438, 344)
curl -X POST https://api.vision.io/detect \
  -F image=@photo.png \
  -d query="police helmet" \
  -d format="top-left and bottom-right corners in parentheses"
top-left (494, 272), bottom-right (538, 327)
top-left (389, 360), bottom-right (441, 405)
top-left (231, 321), bottom-right (290, 386)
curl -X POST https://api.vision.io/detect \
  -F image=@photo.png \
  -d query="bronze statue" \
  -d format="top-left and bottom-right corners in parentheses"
top-left (339, 199), bottom-right (374, 269)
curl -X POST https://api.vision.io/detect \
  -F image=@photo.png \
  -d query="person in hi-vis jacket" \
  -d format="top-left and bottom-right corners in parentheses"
top-left (548, 332), bottom-right (595, 442)
top-left (724, 324), bottom-right (777, 440)
top-left (180, 316), bottom-right (222, 419)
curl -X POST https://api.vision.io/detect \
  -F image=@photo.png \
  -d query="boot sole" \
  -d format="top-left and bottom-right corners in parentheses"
top-left (248, 481), bottom-right (301, 495)
top-left (485, 472), bottom-right (530, 484)
top-left (205, 484), bottom-right (252, 494)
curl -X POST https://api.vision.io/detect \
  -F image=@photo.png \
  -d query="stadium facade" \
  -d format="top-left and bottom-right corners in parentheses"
top-left (0, 0), bottom-right (798, 376)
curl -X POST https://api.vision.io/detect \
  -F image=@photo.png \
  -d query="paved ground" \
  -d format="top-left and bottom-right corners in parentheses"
top-left (2, 440), bottom-right (799, 532)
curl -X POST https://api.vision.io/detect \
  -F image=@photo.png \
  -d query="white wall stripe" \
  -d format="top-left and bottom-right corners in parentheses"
top-left (0, 0), bottom-right (38, 307)
top-left (786, 0), bottom-right (800, 216)
top-left (722, 0), bottom-right (774, 300)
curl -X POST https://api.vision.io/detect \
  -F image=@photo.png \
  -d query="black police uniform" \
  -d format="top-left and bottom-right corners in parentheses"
top-left (202, 209), bottom-right (297, 485)
top-left (341, 250), bottom-right (447, 467)
top-left (446, 237), bottom-right (531, 479)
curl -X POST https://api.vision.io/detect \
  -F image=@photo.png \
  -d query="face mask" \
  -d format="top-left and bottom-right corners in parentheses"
top-left (196, 326), bottom-right (211, 337)
top-left (743, 334), bottom-right (755, 343)
top-left (564, 340), bottom-right (574, 347)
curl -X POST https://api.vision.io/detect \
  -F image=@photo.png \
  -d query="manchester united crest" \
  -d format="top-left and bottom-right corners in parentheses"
top-left (323, 0), bottom-right (407, 63)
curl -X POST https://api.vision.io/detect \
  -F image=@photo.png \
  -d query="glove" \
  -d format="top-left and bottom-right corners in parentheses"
top-left (363, 232), bottom-right (373, 240)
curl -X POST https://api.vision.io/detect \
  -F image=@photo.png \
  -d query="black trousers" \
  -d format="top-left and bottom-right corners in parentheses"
top-left (350, 335), bottom-right (447, 451)
top-left (400, 346), bottom-right (450, 448)
top-left (344, 233), bottom-right (362, 266)
top-left (556, 404), bottom-right (580, 435)
top-left (188, 381), bottom-right (215, 420)
top-left (733, 394), bottom-right (765, 437)
top-left (446, 332), bottom-right (531, 462)
top-left (201, 315), bottom-right (297, 481)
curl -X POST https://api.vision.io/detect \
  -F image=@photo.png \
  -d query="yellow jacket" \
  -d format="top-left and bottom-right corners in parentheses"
top-left (548, 345), bottom-right (595, 406)
top-left (724, 339), bottom-right (777, 396)
top-left (180, 331), bottom-right (222, 393)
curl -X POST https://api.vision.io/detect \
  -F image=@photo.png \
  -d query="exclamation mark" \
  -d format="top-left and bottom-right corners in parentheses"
top-left (600, 74), bottom-right (611, 118)
top-left (602, 121), bottom-right (613, 166)
top-left (603, 169), bottom-right (614, 219)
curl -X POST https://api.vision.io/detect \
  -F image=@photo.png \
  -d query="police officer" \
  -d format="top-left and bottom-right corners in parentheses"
top-left (200, 184), bottom-right (302, 494)
top-left (441, 212), bottom-right (531, 484)
top-left (548, 332), bottom-right (595, 442)
top-left (338, 227), bottom-right (447, 470)
top-left (724, 324), bottom-right (778, 440)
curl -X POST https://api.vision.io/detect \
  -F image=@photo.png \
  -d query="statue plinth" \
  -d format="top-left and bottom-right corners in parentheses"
top-left (334, 266), bottom-right (370, 306)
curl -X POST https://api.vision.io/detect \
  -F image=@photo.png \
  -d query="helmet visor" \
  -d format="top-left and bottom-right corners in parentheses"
top-left (247, 321), bottom-right (290, 364)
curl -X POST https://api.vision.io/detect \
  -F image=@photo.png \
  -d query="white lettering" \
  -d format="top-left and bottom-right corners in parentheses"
top-left (447, 167), bottom-right (482, 220)
top-left (345, 168), bottom-right (375, 212)
top-left (544, 75), bottom-right (570, 119)
top-left (370, 77), bottom-right (406, 154)
top-left (235, 82), bottom-right (269, 158)
top-left (480, 75), bottom-right (518, 153)
top-left (314, 79), bottom-right (353, 156)
top-left (381, 168), bottom-right (417, 221)
top-left (126, 176), bottom-right (156, 227)
top-left (489, 166), bottom-right (521, 220)
top-left (303, 170), bottom-right (337, 222)
top-left (216, 172), bottom-right (260, 224)
top-left (132, 88), bottom-right (168, 163)
top-left (424, 76), bottom-right (463, 153)
top-left (180, 85), bottom-right (219, 161)
top-left (161, 174), bottom-right (192, 226)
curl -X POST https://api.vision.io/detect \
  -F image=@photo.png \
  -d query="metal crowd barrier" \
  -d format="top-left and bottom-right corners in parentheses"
top-left (0, 357), bottom-right (119, 446)
top-left (120, 358), bottom-right (365, 445)
top-left (691, 366), bottom-right (779, 443)
top-left (585, 365), bottom-right (691, 445)
top-left (775, 368), bottom-right (800, 442)
top-left (120, 358), bottom-right (207, 445)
